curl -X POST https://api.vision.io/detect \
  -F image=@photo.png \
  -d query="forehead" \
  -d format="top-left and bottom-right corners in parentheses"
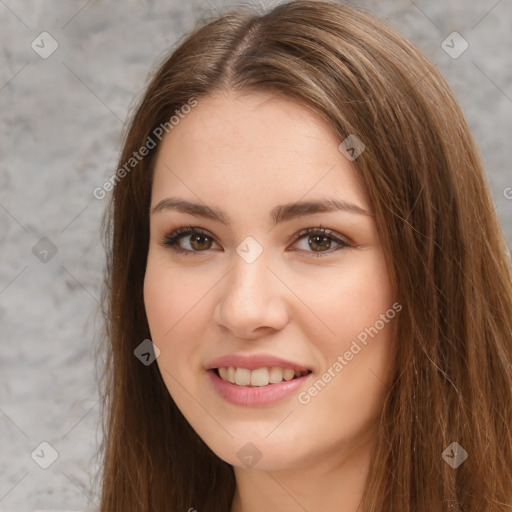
top-left (151, 91), bottom-right (370, 213)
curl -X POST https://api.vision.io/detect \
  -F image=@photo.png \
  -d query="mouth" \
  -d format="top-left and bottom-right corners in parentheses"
top-left (205, 354), bottom-right (314, 405)
top-left (207, 366), bottom-right (313, 406)
top-left (211, 366), bottom-right (312, 387)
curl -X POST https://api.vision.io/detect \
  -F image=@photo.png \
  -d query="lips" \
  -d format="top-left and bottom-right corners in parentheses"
top-left (207, 367), bottom-right (312, 406)
top-left (205, 353), bottom-right (313, 406)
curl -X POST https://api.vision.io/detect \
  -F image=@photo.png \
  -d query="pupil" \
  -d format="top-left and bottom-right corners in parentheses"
top-left (309, 235), bottom-right (331, 251)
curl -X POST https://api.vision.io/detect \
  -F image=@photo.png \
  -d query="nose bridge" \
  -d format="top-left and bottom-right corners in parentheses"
top-left (228, 251), bottom-right (273, 306)
top-left (214, 249), bottom-right (289, 337)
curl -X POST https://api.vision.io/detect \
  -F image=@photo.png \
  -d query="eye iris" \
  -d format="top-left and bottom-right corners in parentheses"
top-left (190, 234), bottom-right (212, 251)
top-left (309, 235), bottom-right (331, 251)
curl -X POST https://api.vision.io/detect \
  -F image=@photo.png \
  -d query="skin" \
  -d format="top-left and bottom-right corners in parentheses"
top-left (144, 91), bottom-right (397, 512)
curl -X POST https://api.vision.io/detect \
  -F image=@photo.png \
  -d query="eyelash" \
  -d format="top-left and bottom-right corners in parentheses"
top-left (159, 224), bottom-right (352, 257)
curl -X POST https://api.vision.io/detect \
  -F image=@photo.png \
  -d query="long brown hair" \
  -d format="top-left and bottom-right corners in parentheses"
top-left (97, 1), bottom-right (512, 510)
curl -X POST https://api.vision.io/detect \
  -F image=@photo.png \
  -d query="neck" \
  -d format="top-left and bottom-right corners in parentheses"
top-left (230, 435), bottom-right (374, 512)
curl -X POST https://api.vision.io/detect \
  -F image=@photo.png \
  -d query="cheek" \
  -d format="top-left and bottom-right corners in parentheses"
top-left (293, 252), bottom-right (395, 411)
top-left (144, 265), bottom-right (210, 416)
top-left (143, 263), bottom-right (209, 375)
top-left (294, 252), bottom-right (394, 344)
top-left (144, 261), bottom-right (203, 338)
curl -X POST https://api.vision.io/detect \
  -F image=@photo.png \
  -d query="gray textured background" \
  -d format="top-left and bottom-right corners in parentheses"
top-left (1, 0), bottom-right (511, 510)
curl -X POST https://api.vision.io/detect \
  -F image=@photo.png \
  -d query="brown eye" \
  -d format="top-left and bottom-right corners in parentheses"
top-left (308, 235), bottom-right (332, 252)
top-left (161, 227), bottom-right (220, 254)
top-left (189, 233), bottom-right (213, 251)
top-left (291, 228), bottom-right (351, 256)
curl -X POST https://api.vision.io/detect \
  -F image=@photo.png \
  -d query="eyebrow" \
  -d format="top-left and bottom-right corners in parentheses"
top-left (150, 197), bottom-right (372, 224)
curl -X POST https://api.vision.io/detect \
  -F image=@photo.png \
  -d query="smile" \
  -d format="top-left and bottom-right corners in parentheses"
top-left (207, 368), bottom-right (312, 406)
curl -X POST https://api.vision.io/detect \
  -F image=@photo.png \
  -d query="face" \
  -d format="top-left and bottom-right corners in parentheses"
top-left (144, 91), bottom-right (397, 471)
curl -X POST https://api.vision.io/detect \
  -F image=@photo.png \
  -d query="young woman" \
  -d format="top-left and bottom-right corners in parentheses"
top-left (97, 1), bottom-right (512, 510)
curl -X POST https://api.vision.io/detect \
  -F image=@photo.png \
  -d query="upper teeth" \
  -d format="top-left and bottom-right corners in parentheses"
top-left (217, 367), bottom-right (309, 387)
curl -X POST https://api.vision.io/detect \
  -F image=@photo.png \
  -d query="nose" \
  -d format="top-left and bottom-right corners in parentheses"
top-left (213, 255), bottom-right (290, 340)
